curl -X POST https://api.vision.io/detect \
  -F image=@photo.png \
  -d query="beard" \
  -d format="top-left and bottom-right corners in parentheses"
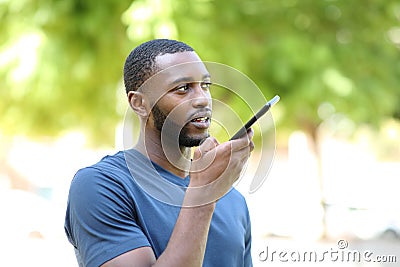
top-left (152, 104), bottom-right (208, 147)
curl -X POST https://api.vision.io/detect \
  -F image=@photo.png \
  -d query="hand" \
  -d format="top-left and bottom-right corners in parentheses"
top-left (186, 129), bottom-right (254, 206)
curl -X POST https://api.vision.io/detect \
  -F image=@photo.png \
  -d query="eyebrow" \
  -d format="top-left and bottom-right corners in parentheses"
top-left (169, 74), bottom-right (211, 87)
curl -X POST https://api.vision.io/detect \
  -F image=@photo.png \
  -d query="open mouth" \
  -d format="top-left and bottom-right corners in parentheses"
top-left (190, 117), bottom-right (210, 123)
top-left (188, 116), bottom-right (211, 129)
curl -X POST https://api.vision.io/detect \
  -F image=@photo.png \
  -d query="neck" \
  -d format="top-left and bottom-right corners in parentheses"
top-left (134, 129), bottom-right (191, 178)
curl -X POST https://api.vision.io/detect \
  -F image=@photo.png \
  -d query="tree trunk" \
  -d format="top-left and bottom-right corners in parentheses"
top-left (303, 121), bottom-right (328, 240)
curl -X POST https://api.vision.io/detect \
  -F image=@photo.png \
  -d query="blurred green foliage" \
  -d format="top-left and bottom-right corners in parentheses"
top-left (0, 0), bottom-right (132, 144)
top-left (1, 0), bottom-right (399, 146)
top-left (174, 0), bottom-right (400, 139)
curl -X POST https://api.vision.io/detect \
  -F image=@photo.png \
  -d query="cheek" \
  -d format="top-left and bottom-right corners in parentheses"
top-left (173, 104), bottom-right (192, 123)
top-left (156, 100), bottom-right (188, 124)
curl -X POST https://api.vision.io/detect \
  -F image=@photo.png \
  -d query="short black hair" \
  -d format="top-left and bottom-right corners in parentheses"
top-left (123, 39), bottom-right (194, 94)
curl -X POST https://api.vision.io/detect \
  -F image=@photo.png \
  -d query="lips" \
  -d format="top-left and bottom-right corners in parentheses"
top-left (188, 112), bottom-right (211, 129)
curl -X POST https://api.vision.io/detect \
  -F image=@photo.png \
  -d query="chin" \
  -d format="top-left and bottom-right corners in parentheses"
top-left (179, 133), bottom-right (209, 147)
top-left (179, 137), bottom-right (202, 147)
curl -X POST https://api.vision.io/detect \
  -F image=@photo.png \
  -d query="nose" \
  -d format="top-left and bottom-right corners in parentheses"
top-left (192, 83), bottom-right (210, 108)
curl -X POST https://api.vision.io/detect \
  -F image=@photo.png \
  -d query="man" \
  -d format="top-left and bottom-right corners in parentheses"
top-left (65, 39), bottom-right (254, 267)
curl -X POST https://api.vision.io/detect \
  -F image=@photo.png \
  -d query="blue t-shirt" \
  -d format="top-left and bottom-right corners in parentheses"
top-left (64, 149), bottom-right (252, 267)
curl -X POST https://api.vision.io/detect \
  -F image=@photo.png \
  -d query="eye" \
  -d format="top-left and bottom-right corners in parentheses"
top-left (175, 84), bottom-right (189, 93)
top-left (201, 82), bottom-right (212, 90)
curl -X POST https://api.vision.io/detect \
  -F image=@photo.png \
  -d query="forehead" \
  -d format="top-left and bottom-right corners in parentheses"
top-left (156, 51), bottom-right (209, 82)
top-left (156, 50), bottom-right (203, 68)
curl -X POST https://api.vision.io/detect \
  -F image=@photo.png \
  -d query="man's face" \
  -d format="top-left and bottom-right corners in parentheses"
top-left (145, 51), bottom-right (212, 147)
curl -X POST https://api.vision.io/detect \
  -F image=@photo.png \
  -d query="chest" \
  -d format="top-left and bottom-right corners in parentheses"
top-left (132, 194), bottom-right (247, 260)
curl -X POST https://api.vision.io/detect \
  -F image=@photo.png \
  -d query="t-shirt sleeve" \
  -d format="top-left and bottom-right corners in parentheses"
top-left (64, 167), bottom-right (151, 267)
top-left (243, 204), bottom-right (253, 267)
top-left (243, 197), bottom-right (253, 267)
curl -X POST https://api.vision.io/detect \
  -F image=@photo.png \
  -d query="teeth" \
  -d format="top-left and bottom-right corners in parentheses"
top-left (192, 117), bottom-right (208, 122)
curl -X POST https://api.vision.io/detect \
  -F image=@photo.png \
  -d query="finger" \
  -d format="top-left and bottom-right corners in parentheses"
top-left (246, 128), bottom-right (255, 151)
top-left (249, 140), bottom-right (255, 152)
top-left (229, 132), bottom-right (251, 151)
top-left (199, 137), bottom-right (218, 154)
top-left (233, 139), bottom-right (253, 161)
top-left (193, 137), bottom-right (218, 160)
top-left (247, 127), bottom-right (254, 139)
top-left (234, 144), bottom-right (252, 163)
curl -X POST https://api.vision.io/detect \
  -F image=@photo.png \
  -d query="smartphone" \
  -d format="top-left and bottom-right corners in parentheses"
top-left (229, 95), bottom-right (280, 140)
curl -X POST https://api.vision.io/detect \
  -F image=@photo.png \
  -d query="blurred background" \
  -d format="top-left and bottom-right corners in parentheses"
top-left (1, 0), bottom-right (399, 266)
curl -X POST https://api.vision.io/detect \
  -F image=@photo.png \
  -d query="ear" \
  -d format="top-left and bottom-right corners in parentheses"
top-left (127, 91), bottom-right (149, 117)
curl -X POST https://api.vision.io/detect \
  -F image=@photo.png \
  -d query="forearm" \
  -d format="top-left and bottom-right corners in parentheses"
top-left (152, 193), bottom-right (216, 267)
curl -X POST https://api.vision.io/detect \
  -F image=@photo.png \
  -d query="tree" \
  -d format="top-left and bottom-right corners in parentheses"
top-left (168, 0), bottom-right (400, 238)
top-left (2, 0), bottom-right (399, 145)
top-left (0, 0), bottom-right (132, 145)
top-left (173, 0), bottom-right (400, 130)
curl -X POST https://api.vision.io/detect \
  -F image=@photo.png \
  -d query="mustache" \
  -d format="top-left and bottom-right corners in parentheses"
top-left (187, 108), bottom-right (212, 121)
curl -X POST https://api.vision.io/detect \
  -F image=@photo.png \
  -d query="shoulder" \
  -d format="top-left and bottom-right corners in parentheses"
top-left (221, 187), bottom-right (248, 207)
top-left (65, 151), bottom-right (153, 267)
top-left (68, 151), bottom-right (133, 202)
top-left (216, 188), bottom-right (250, 219)
top-left (66, 151), bottom-right (139, 231)
top-left (72, 151), bottom-right (127, 184)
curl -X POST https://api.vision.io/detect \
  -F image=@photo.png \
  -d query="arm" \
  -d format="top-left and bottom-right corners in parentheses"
top-left (102, 203), bottom-right (215, 267)
top-left (102, 130), bottom-right (254, 267)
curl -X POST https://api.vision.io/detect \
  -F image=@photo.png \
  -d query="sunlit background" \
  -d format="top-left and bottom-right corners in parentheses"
top-left (1, 0), bottom-right (399, 266)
